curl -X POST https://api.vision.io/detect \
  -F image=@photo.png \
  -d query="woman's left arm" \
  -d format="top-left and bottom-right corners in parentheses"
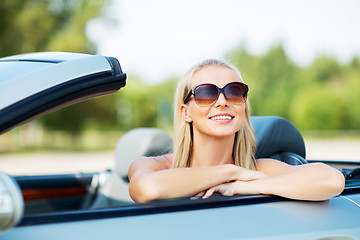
top-left (204, 159), bottom-right (345, 201)
top-left (254, 159), bottom-right (345, 201)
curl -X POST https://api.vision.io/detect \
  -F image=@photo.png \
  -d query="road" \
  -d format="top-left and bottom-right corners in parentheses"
top-left (0, 140), bottom-right (359, 176)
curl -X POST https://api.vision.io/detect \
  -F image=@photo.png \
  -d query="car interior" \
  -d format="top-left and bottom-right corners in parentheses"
top-left (87, 116), bottom-right (308, 209)
top-left (11, 115), bottom-right (360, 218)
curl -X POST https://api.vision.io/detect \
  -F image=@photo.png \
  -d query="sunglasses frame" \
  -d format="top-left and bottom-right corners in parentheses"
top-left (184, 82), bottom-right (248, 106)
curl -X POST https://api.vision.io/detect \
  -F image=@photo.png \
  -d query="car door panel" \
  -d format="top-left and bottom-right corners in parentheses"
top-left (3, 194), bottom-right (360, 239)
top-left (15, 173), bottom-right (94, 215)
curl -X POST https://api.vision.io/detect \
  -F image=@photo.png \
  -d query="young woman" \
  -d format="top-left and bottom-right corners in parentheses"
top-left (128, 59), bottom-right (345, 203)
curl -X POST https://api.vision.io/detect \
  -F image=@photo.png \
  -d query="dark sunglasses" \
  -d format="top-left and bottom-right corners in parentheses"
top-left (184, 82), bottom-right (248, 106)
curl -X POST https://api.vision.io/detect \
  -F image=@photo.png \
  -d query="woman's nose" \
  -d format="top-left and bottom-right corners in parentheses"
top-left (214, 92), bottom-right (229, 107)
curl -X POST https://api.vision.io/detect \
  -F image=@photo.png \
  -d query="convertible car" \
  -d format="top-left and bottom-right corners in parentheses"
top-left (0, 52), bottom-right (360, 239)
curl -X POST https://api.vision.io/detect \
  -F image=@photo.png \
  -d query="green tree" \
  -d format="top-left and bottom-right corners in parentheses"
top-left (152, 78), bottom-right (177, 130)
top-left (289, 56), bottom-right (351, 131)
top-left (41, 94), bottom-right (118, 133)
top-left (1, 0), bottom-right (116, 135)
top-left (290, 85), bottom-right (347, 130)
top-left (228, 45), bottom-right (300, 118)
top-left (116, 77), bottom-right (176, 131)
top-left (0, 0), bottom-right (108, 57)
top-left (117, 77), bottom-right (158, 130)
top-left (343, 58), bottom-right (360, 129)
top-left (227, 43), bottom-right (360, 132)
top-left (307, 56), bottom-right (344, 84)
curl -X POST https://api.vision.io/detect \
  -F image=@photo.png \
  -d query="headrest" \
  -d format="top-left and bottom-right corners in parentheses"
top-left (116, 128), bottom-right (173, 178)
top-left (251, 116), bottom-right (306, 159)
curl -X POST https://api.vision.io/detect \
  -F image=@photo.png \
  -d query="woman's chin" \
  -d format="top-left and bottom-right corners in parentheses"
top-left (207, 129), bottom-right (238, 138)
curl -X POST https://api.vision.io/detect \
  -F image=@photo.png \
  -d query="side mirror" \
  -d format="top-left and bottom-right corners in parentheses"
top-left (0, 172), bottom-right (24, 232)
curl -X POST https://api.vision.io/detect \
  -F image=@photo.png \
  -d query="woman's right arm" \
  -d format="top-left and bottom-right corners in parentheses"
top-left (128, 156), bottom-right (266, 203)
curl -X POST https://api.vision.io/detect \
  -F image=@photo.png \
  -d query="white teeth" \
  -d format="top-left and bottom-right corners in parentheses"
top-left (211, 115), bottom-right (232, 120)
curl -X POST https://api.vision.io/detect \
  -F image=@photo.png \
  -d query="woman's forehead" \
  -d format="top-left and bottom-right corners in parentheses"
top-left (190, 65), bottom-right (241, 88)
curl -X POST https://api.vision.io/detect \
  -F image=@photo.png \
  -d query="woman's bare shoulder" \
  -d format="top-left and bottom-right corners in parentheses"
top-left (128, 155), bottom-right (171, 177)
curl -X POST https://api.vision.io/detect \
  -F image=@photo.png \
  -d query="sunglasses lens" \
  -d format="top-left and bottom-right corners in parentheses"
top-left (190, 82), bottom-right (248, 106)
top-left (194, 85), bottom-right (218, 106)
top-left (224, 83), bottom-right (248, 104)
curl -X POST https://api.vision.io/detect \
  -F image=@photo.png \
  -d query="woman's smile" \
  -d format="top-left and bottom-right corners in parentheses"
top-left (209, 113), bottom-right (234, 123)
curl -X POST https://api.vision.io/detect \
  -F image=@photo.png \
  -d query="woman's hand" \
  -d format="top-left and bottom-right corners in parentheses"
top-left (201, 167), bottom-right (269, 198)
top-left (202, 168), bottom-right (269, 198)
top-left (203, 180), bottom-right (260, 198)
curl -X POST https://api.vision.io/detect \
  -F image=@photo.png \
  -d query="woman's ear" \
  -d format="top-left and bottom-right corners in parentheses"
top-left (181, 104), bottom-right (192, 123)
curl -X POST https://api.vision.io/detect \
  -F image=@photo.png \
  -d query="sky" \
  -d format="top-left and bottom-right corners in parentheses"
top-left (88, 0), bottom-right (360, 85)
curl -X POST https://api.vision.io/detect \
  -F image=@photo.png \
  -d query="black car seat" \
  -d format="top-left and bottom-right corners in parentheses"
top-left (251, 116), bottom-right (307, 165)
top-left (88, 116), bottom-right (306, 209)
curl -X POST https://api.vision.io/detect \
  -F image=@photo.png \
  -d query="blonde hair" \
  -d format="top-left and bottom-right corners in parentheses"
top-left (172, 59), bottom-right (257, 170)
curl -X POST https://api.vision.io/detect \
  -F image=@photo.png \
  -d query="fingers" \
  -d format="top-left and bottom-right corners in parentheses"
top-left (199, 180), bottom-right (259, 199)
top-left (203, 183), bottom-right (233, 198)
top-left (203, 188), bottom-right (216, 198)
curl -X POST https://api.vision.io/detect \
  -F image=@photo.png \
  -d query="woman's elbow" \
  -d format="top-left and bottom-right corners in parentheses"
top-left (129, 177), bottom-right (161, 203)
top-left (316, 163), bottom-right (345, 199)
top-left (327, 167), bottom-right (345, 196)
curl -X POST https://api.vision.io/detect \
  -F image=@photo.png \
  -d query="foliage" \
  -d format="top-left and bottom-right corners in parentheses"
top-left (343, 62), bottom-right (360, 129)
top-left (41, 94), bottom-right (118, 133)
top-left (228, 45), bottom-right (360, 131)
top-left (0, 0), bottom-right (108, 57)
top-left (116, 76), bottom-right (176, 131)
top-left (290, 85), bottom-right (346, 130)
top-left (230, 45), bottom-right (300, 118)
top-left (0, 0), bottom-right (112, 134)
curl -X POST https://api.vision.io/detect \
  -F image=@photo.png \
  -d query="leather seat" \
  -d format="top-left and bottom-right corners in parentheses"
top-left (89, 128), bottom-right (172, 209)
top-left (251, 116), bottom-right (307, 165)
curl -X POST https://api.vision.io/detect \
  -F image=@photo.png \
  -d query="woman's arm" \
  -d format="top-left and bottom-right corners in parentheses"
top-left (128, 156), bottom-right (267, 203)
top-left (255, 159), bottom-right (345, 200)
top-left (204, 159), bottom-right (345, 201)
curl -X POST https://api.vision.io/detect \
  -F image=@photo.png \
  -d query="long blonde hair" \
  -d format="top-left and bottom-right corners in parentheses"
top-left (172, 59), bottom-right (256, 170)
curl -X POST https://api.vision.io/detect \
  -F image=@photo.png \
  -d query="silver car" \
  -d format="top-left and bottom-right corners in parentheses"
top-left (0, 52), bottom-right (359, 240)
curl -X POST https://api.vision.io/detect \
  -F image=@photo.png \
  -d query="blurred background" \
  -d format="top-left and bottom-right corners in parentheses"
top-left (0, 0), bottom-right (359, 175)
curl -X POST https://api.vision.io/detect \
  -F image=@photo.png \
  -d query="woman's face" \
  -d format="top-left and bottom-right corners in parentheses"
top-left (181, 65), bottom-right (246, 138)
